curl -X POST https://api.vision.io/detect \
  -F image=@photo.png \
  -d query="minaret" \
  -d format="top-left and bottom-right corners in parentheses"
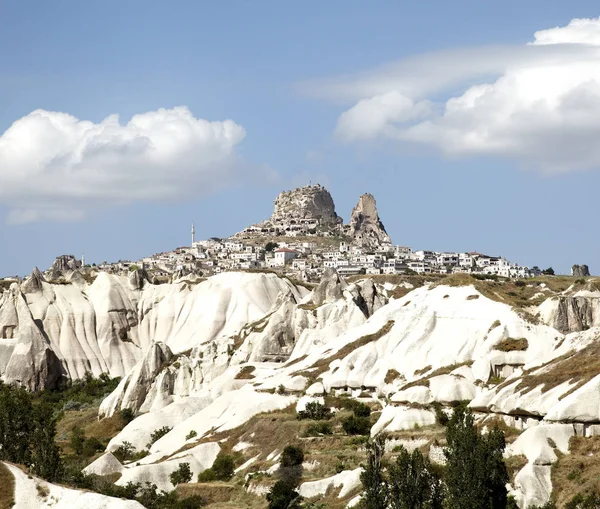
top-left (191, 223), bottom-right (195, 245)
top-left (81, 253), bottom-right (85, 267)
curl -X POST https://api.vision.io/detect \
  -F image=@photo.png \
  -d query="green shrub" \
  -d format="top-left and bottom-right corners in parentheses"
top-left (170, 462), bottom-right (192, 486)
top-left (120, 408), bottom-right (135, 425)
top-left (113, 441), bottom-right (136, 462)
top-left (82, 436), bottom-right (104, 457)
top-left (212, 453), bottom-right (235, 481)
top-left (353, 402), bottom-right (371, 418)
top-left (197, 469), bottom-right (216, 482)
top-left (342, 415), bottom-right (371, 435)
top-left (185, 430), bottom-right (197, 441)
top-left (305, 422), bottom-right (333, 436)
top-left (280, 445), bottom-right (304, 468)
top-left (147, 426), bottom-right (172, 448)
top-left (297, 402), bottom-right (332, 421)
top-left (70, 427), bottom-right (85, 455)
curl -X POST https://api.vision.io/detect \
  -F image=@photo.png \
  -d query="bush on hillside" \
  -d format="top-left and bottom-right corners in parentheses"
top-left (120, 408), bottom-right (135, 425)
top-left (342, 415), bottom-right (371, 436)
top-left (147, 426), bottom-right (172, 448)
top-left (305, 422), bottom-right (333, 436)
top-left (113, 441), bottom-right (136, 462)
top-left (212, 453), bottom-right (235, 481)
top-left (170, 462), bottom-right (192, 486)
top-left (297, 402), bottom-right (332, 421)
top-left (197, 453), bottom-right (235, 482)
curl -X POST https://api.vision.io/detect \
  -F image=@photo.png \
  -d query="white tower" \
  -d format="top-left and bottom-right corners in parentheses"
top-left (81, 254), bottom-right (85, 267)
top-left (191, 223), bottom-right (195, 245)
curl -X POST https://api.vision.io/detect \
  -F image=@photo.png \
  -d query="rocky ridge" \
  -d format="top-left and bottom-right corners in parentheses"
top-left (2, 271), bottom-right (600, 506)
top-left (235, 184), bottom-right (392, 247)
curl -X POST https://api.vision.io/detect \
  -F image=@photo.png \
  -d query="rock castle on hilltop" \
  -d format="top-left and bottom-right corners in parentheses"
top-left (235, 184), bottom-right (391, 250)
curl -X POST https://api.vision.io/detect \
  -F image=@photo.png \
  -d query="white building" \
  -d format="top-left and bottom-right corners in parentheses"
top-left (273, 248), bottom-right (298, 266)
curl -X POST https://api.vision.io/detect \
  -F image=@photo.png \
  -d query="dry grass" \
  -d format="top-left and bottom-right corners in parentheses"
top-left (431, 274), bottom-right (584, 312)
top-left (307, 320), bottom-right (395, 376)
top-left (234, 366), bottom-right (256, 380)
top-left (507, 342), bottom-right (600, 397)
top-left (298, 302), bottom-right (320, 311)
top-left (505, 455), bottom-right (528, 482)
top-left (466, 294), bottom-right (479, 300)
top-left (175, 483), bottom-right (245, 505)
top-left (384, 369), bottom-right (402, 384)
top-left (488, 320), bottom-right (501, 333)
top-left (493, 337), bottom-right (529, 352)
top-left (56, 406), bottom-right (124, 455)
top-left (0, 463), bottom-right (14, 509)
top-left (551, 436), bottom-right (600, 507)
top-left (400, 361), bottom-right (473, 391)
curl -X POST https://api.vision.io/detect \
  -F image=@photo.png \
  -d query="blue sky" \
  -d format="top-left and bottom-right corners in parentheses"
top-left (2, 1), bottom-right (600, 276)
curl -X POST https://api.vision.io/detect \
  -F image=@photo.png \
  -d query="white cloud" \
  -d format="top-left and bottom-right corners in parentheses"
top-left (335, 91), bottom-right (431, 141)
top-left (311, 17), bottom-right (600, 173)
top-left (0, 107), bottom-right (253, 223)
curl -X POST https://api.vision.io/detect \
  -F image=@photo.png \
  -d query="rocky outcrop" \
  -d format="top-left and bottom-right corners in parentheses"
top-left (1, 285), bottom-right (65, 390)
top-left (270, 184), bottom-right (341, 226)
top-left (99, 341), bottom-right (174, 417)
top-left (21, 267), bottom-right (45, 294)
top-left (572, 264), bottom-right (591, 277)
top-left (551, 296), bottom-right (595, 333)
top-left (347, 193), bottom-right (391, 248)
top-left (312, 268), bottom-right (347, 306)
top-left (51, 254), bottom-right (81, 272)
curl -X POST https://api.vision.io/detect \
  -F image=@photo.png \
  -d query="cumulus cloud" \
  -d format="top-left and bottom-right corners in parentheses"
top-left (0, 107), bottom-right (252, 223)
top-left (309, 17), bottom-right (600, 173)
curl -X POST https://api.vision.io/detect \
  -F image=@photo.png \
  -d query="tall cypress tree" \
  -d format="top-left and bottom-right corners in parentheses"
top-left (389, 446), bottom-right (444, 509)
top-left (444, 406), bottom-right (508, 509)
top-left (360, 435), bottom-right (388, 509)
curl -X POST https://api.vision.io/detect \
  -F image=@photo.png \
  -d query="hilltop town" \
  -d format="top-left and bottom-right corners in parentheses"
top-left (5, 184), bottom-right (546, 284)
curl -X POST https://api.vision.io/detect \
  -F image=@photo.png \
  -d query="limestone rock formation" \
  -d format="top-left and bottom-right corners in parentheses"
top-left (236, 184), bottom-right (343, 237)
top-left (51, 254), bottom-right (81, 272)
top-left (270, 184), bottom-right (341, 226)
top-left (572, 264), bottom-right (591, 277)
top-left (21, 267), bottom-right (45, 294)
top-left (347, 193), bottom-right (391, 248)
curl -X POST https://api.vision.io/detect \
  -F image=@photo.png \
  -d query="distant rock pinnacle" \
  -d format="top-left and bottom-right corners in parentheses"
top-left (348, 193), bottom-right (391, 249)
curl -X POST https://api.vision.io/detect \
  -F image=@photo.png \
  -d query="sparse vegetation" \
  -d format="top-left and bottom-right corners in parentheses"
top-left (235, 365), bottom-right (256, 380)
top-left (148, 426), bottom-right (172, 448)
top-left (384, 369), bottom-right (401, 384)
top-left (307, 320), bottom-right (395, 376)
top-left (493, 337), bottom-right (529, 352)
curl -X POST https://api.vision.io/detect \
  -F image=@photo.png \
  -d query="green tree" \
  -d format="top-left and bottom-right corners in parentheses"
top-left (170, 462), bottom-right (192, 486)
top-left (297, 402), bottom-right (332, 421)
top-left (444, 406), bottom-right (508, 509)
top-left (280, 445), bottom-right (304, 468)
top-left (342, 415), bottom-right (371, 435)
top-left (31, 403), bottom-right (63, 482)
top-left (388, 446), bottom-right (444, 509)
top-left (0, 384), bottom-right (33, 464)
top-left (212, 453), bottom-right (235, 481)
top-left (542, 267), bottom-right (555, 276)
top-left (360, 435), bottom-right (388, 509)
top-left (70, 427), bottom-right (85, 455)
top-left (266, 480), bottom-right (301, 509)
top-left (265, 242), bottom-right (279, 252)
